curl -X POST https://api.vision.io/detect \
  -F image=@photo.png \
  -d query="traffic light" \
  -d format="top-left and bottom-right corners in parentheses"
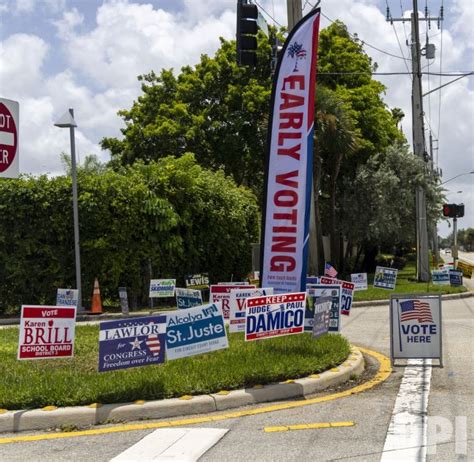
top-left (442, 203), bottom-right (464, 218)
top-left (236, 0), bottom-right (258, 66)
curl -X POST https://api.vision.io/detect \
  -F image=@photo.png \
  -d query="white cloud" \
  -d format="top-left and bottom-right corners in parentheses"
top-left (0, 34), bottom-right (49, 97)
top-left (53, 7), bottom-right (84, 40)
top-left (59, 1), bottom-right (235, 89)
top-left (14, 0), bottom-right (35, 13)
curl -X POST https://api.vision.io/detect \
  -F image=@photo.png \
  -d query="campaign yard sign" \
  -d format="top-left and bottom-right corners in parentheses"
top-left (149, 279), bottom-right (176, 298)
top-left (312, 296), bottom-right (332, 339)
top-left (166, 303), bottom-right (228, 360)
top-left (373, 267), bottom-right (398, 290)
top-left (185, 273), bottom-right (210, 290)
top-left (245, 292), bottom-right (306, 341)
top-left (307, 285), bottom-right (341, 332)
top-left (306, 276), bottom-right (320, 286)
top-left (351, 273), bottom-right (368, 291)
top-left (390, 294), bottom-right (442, 365)
top-left (449, 269), bottom-right (463, 287)
top-left (229, 287), bottom-right (274, 333)
top-left (98, 316), bottom-right (166, 372)
top-left (431, 269), bottom-right (450, 285)
top-left (319, 277), bottom-right (355, 316)
top-left (56, 289), bottom-right (79, 307)
top-left (210, 284), bottom-right (255, 319)
top-left (18, 305), bottom-right (76, 360)
top-left (176, 288), bottom-right (203, 309)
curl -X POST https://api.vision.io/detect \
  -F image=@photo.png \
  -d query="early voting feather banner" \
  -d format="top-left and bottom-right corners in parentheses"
top-left (260, 9), bottom-right (321, 293)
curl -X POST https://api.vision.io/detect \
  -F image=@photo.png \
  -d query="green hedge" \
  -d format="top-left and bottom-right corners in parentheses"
top-left (0, 154), bottom-right (259, 313)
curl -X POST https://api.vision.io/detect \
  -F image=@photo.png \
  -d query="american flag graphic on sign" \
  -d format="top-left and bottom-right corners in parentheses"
top-left (146, 334), bottom-right (161, 356)
top-left (400, 300), bottom-right (433, 323)
top-left (324, 263), bottom-right (338, 278)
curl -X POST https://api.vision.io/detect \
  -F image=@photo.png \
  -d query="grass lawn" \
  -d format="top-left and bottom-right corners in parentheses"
top-left (354, 261), bottom-right (466, 301)
top-left (0, 326), bottom-right (350, 410)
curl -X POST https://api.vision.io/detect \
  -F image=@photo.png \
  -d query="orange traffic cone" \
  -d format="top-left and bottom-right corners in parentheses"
top-left (91, 278), bottom-right (103, 314)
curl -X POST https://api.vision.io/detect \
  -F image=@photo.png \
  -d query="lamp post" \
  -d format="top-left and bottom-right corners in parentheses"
top-left (54, 108), bottom-right (83, 313)
top-left (441, 171), bottom-right (474, 185)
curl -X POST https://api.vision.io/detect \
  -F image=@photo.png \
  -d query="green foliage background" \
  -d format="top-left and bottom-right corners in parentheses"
top-left (0, 154), bottom-right (259, 313)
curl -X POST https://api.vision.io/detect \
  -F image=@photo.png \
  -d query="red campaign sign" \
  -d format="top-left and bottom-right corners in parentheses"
top-left (245, 292), bottom-right (306, 341)
top-left (0, 101), bottom-right (18, 174)
top-left (210, 285), bottom-right (255, 319)
top-left (18, 305), bottom-right (77, 360)
top-left (247, 292), bottom-right (306, 307)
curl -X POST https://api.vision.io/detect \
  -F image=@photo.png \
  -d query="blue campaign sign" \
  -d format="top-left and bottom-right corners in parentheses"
top-left (312, 296), bottom-right (332, 339)
top-left (175, 288), bottom-right (203, 309)
top-left (431, 269), bottom-right (450, 285)
top-left (373, 266), bottom-right (398, 290)
top-left (98, 316), bottom-right (166, 372)
top-left (307, 285), bottom-right (341, 332)
top-left (449, 269), bottom-right (463, 286)
top-left (166, 303), bottom-right (228, 360)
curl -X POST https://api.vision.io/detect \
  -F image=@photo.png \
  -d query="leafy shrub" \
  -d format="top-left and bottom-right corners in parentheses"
top-left (0, 154), bottom-right (259, 314)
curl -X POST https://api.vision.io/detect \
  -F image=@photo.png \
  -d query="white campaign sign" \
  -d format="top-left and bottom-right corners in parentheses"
top-left (228, 287), bottom-right (274, 333)
top-left (390, 295), bottom-right (442, 362)
top-left (261, 9), bottom-right (321, 294)
top-left (351, 273), bottom-right (368, 291)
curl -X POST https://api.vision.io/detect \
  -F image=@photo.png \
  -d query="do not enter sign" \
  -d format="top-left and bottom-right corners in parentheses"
top-left (0, 98), bottom-right (19, 178)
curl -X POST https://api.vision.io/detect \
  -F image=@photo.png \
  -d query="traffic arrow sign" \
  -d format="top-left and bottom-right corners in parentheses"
top-left (0, 98), bottom-right (19, 178)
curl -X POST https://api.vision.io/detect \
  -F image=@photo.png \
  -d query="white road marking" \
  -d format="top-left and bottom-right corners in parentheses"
top-left (380, 359), bottom-right (432, 461)
top-left (110, 427), bottom-right (228, 462)
top-left (0, 131), bottom-right (14, 146)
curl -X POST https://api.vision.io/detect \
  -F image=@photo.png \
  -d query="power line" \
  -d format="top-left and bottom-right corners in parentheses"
top-left (253, 1), bottom-right (284, 28)
top-left (319, 10), bottom-right (410, 61)
top-left (385, 0), bottom-right (412, 80)
top-left (318, 71), bottom-right (473, 76)
top-left (400, 0), bottom-right (411, 60)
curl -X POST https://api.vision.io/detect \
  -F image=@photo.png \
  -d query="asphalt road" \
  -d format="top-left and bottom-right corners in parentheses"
top-left (0, 297), bottom-right (472, 462)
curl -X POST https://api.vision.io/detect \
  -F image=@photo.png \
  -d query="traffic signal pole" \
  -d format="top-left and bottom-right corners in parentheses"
top-left (453, 216), bottom-right (458, 269)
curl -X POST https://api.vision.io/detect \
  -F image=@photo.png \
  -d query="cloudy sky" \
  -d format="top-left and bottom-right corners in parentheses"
top-left (0, 0), bottom-right (472, 236)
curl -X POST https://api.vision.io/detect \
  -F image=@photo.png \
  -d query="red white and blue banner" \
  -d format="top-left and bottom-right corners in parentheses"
top-left (261, 9), bottom-right (321, 293)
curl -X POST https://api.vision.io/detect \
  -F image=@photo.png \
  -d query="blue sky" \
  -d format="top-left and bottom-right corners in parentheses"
top-left (0, 0), bottom-right (472, 235)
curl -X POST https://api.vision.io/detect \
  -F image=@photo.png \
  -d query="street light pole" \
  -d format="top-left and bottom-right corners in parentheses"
top-left (441, 171), bottom-right (474, 185)
top-left (55, 109), bottom-right (83, 313)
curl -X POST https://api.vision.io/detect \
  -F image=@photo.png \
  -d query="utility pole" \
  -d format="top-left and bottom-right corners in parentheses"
top-left (387, 1), bottom-right (443, 282)
top-left (286, 0), bottom-right (319, 275)
top-left (287, 0), bottom-right (302, 29)
top-left (453, 216), bottom-right (458, 269)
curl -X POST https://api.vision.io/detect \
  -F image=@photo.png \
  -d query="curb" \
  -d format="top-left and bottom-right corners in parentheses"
top-left (352, 290), bottom-right (474, 308)
top-left (0, 347), bottom-right (364, 434)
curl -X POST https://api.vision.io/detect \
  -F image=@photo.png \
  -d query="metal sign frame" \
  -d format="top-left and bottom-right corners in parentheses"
top-left (389, 293), bottom-right (443, 367)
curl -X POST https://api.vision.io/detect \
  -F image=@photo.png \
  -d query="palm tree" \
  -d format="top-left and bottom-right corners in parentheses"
top-left (313, 86), bottom-right (359, 272)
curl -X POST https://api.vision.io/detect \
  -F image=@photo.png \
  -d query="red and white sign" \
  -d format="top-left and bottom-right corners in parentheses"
top-left (245, 292), bottom-right (306, 341)
top-left (18, 305), bottom-right (77, 360)
top-left (210, 284), bottom-right (255, 319)
top-left (0, 98), bottom-right (19, 178)
top-left (261, 9), bottom-right (321, 294)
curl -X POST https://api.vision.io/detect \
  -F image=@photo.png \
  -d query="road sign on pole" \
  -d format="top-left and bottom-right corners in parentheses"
top-left (0, 98), bottom-right (19, 178)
